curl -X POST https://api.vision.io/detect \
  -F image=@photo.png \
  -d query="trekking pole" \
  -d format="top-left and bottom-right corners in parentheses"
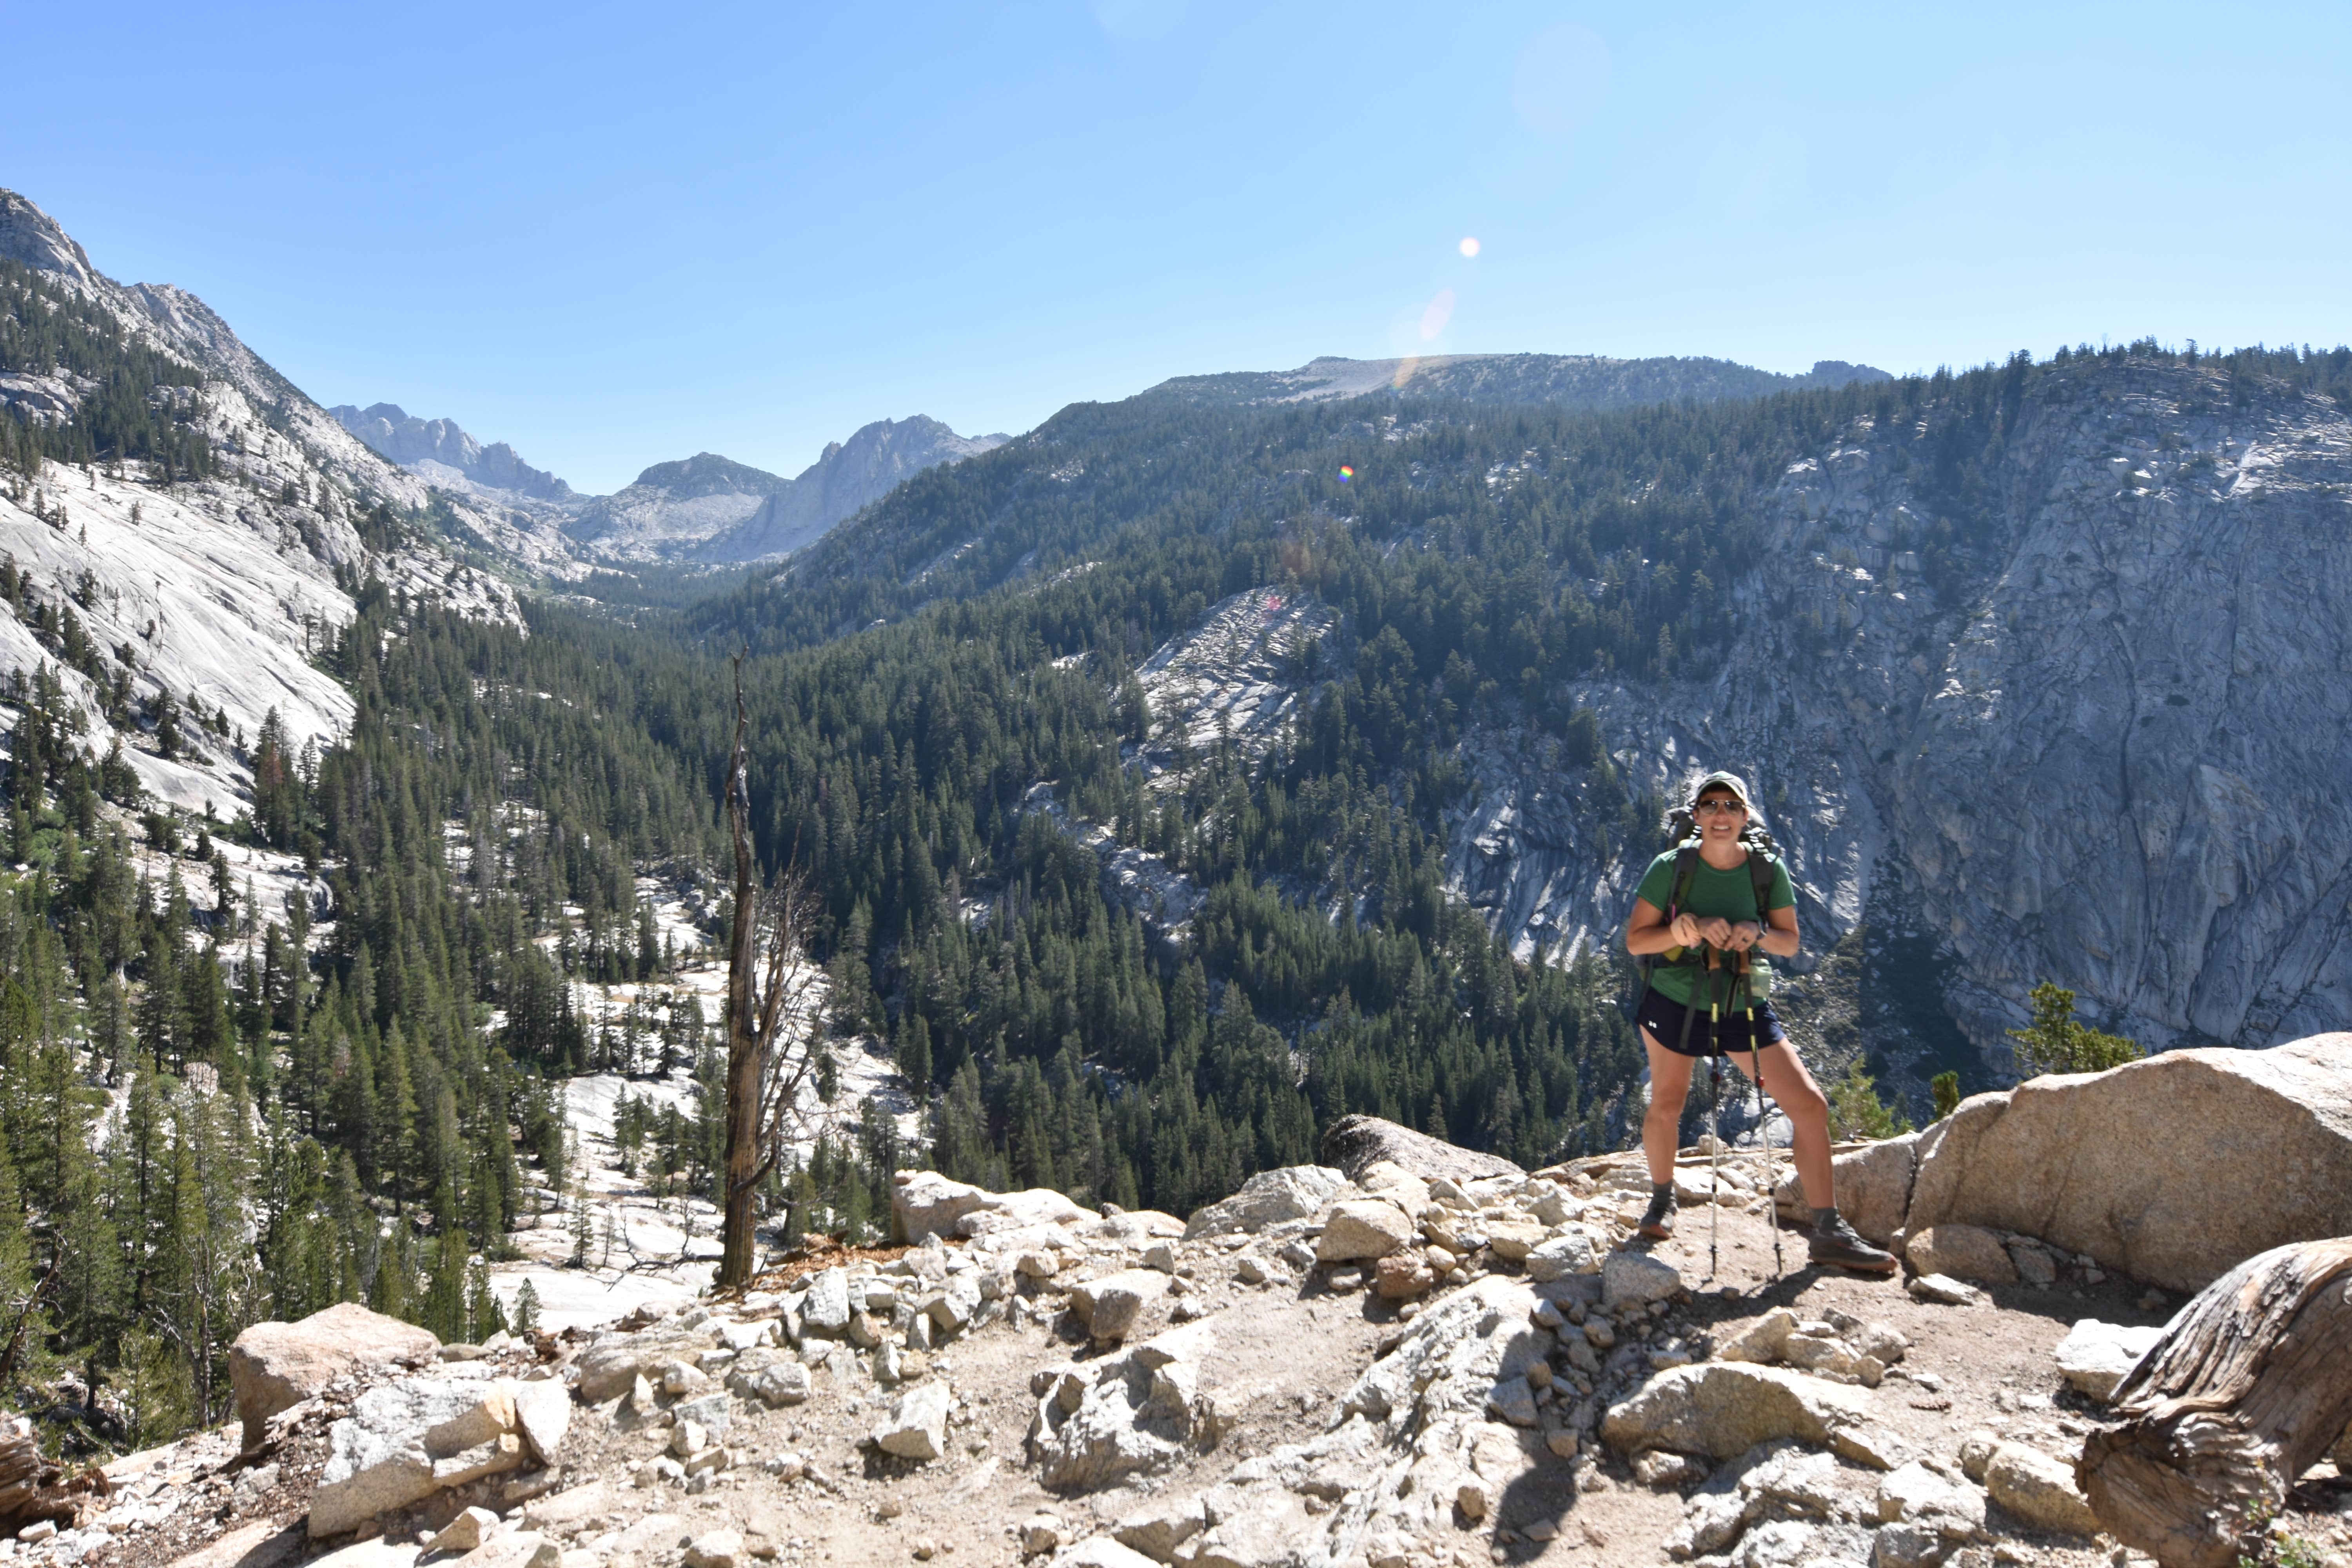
top-left (1704, 956), bottom-right (1724, 1280)
top-left (1741, 948), bottom-right (1783, 1278)
top-left (1706, 1025), bottom-right (1723, 1279)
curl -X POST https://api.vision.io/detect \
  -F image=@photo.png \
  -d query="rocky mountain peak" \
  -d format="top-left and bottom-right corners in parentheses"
top-left (0, 187), bottom-right (547, 814)
top-left (693, 416), bottom-right (1007, 563)
top-left (1797, 359), bottom-right (1886, 387)
top-left (627, 451), bottom-right (791, 499)
top-left (0, 189), bottom-right (96, 289)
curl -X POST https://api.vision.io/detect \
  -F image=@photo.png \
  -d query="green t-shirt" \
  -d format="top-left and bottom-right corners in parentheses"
top-left (1633, 846), bottom-right (1796, 1006)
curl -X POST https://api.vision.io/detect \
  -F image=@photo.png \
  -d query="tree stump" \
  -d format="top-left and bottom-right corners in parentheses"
top-left (2078, 1238), bottom-right (2352, 1568)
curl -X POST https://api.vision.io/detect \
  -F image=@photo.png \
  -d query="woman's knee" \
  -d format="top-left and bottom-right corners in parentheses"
top-left (1783, 1076), bottom-right (1829, 1122)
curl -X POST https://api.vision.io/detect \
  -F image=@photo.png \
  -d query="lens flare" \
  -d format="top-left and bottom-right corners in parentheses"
top-left (1459, 236), bottom-right (1481, 258)
top-left (1418, 287), bottom-right (1455, 342)
top-left (1338, 465), bottom-right (1355, 482)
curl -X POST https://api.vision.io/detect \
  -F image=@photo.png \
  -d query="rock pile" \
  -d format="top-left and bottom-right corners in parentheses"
top-left (309, 1357), bottom-right (572, 1536)
top-left (1711, 1303), bottom-right (1911, 1386)
top-left (228, 1301), bottom-right (442, 1448)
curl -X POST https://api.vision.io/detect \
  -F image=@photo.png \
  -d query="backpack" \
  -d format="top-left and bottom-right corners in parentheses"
top-left (1636, 810), bottom-right (1782, 1011)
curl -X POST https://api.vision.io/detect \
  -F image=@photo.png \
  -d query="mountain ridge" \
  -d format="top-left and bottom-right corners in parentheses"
top-left (0, 185), bottom-right (539, 814)
top-left (325, 394), bottom-right (1012, 569)
top-left (1140, 350), bottom-right (1891, 410)
top-left (329, 401), bottom-right (574, 501)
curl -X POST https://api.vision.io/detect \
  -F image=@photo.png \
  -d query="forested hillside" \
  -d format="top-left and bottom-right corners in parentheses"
top-left (698, 338), bottom-right (2352, 1063)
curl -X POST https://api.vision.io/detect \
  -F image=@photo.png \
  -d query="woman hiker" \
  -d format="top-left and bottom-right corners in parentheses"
top-left (1623, 770), bottom-right (1897, 1275)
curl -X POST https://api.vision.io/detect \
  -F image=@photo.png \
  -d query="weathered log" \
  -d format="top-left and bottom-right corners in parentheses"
top-left (2078, 1238), bottom-right (2352, 1568)
top-left (0, 1419), bottom-right (77, 1533)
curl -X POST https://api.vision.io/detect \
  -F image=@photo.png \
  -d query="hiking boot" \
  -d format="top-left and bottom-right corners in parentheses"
top-left (1809, 1211), bottom-right (1897, 1275)
top-left (1637, 1187), bottom-right (1677, 1241)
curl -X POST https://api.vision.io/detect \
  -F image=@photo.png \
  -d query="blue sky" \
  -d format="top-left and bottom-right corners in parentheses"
top-left (7, 2), bottom-right (2348, 494)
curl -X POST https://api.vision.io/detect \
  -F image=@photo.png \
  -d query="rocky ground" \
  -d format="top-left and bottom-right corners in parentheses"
top-left (11, 1047), bottom-right (2352, 1568)
top-left (17, 1081), bottom-right (2352, 1568)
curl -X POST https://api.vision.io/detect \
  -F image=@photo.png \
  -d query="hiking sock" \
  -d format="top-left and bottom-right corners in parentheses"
top-left (1638, 1183), bottom-right (1677, 1238)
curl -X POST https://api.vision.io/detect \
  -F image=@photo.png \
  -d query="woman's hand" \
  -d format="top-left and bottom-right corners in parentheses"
top-left (1696, 916), bottom-right (1736, 948)
top-left (1723, 920), bottom-right (1762, 952)
top-left (1669, 913), bottom-right (1702, 947)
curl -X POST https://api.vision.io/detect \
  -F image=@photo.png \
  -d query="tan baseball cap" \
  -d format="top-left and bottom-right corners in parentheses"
top-left (1690, 770), bottom-right (1753, 808)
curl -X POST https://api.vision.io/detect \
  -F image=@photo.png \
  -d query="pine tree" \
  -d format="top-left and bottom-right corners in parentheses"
top-left (568, 1172), bottom-right (592, 1268)
top-left (423, 1230), bottom-right (468, 1344)
top-left (1930, 1071), bottom-right (1961, 1121)
top-left (136, 940), bottom-right (185, 1072)
top-left (463, 1259), bottom-right (504, 1343)
top-left (2006, 982), bottom-right (2143, 1077)
top-left (898, 1013), bottom-right (933, 1093)
top-left (115, 1325), bottom-right (193, 1448)
top-left (153, 1076), bottom-right (256, 1429)
top-left (0, 1156), bottom-right (55, 1406)
top-left (369, 1221), bottom-right (417, 1323)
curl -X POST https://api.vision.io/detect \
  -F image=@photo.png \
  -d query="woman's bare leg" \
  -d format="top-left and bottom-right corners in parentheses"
top-left (1641, 1031), bottom-right (1699, 1187)
top-left (1728, 1041), bottom-right (1834, 1210)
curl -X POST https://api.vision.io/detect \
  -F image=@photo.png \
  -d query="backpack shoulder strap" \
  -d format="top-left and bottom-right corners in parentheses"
top-left (1666, 844), bottom-right (1703, 916)
top-left (1636, 844), bottom-right (1705, 1001)
top-left (1745, 848), bottom-right (1777, 919)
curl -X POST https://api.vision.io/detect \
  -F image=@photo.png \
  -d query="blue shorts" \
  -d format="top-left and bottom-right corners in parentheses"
top-left (1637, 989), bottom-right (1789, 1058)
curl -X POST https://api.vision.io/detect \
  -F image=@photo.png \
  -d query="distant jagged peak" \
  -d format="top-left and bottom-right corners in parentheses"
top-left (689, 416), bottom-right (1009, 564)
top-left (330, 401), bottom-right (573, 502)
top-left (803, 415), bottom-right (1005, 481)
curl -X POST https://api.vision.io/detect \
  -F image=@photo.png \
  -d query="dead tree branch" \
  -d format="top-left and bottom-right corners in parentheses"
top-left (718, 653), bottom-right (826, 1288)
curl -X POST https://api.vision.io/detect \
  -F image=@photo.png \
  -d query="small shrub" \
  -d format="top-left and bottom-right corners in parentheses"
top-left (1828, 1058), bottom-right (1910, 1141)
top-left (2006, 982), bottom-right (2143, 1077)
top-left (1930, 1071), bottom-right (1960, 1121)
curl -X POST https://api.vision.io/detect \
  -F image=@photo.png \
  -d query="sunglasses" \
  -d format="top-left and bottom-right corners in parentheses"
top-left (1695, 798), bottom-right (1746, 815)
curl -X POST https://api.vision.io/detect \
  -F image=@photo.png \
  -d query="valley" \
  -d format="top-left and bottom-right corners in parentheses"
top-left (2, 177), bottom-right (2350, 1568)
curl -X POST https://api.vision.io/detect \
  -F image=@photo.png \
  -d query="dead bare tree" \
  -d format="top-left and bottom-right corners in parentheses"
top-left (717, 654), bottom-right (826, 1289)
top-left (2078, 1238), bottom-right (2352, 1568)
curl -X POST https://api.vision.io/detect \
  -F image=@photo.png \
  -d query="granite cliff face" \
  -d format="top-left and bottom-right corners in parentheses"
top-left (1441, 360), bottom-right (2352, 1065)
top-left (0, 188), bottom-right (532, 813)
top-left (329, 402), bottom-right (574, 501)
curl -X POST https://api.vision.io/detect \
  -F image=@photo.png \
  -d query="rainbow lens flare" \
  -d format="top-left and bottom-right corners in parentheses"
top-left (1338, 465), bottom-right (1355, 482)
